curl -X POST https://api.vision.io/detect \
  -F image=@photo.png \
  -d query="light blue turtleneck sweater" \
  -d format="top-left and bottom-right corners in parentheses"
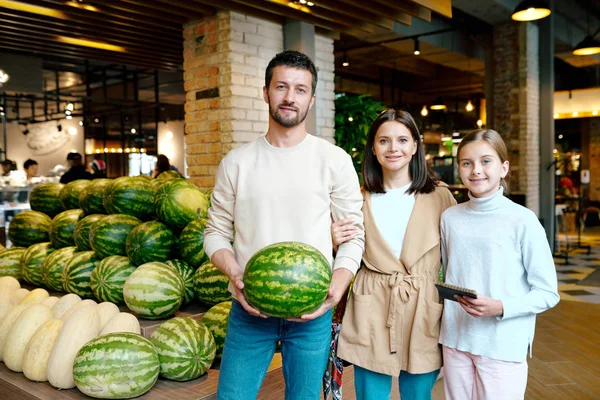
top-left (439, 188), bottom-right (559, 362)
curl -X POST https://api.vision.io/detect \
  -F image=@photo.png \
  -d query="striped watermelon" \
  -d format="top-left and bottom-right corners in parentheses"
top-left (79, 178), bottom-right (111, 214)
top-left (90, 256), bottom-right (136, 305)
top-left (179, 218), bottom-right (209, 267)
top-left (243, 242), bottom-right (332, 318)
top-left (41, 246), bottom-right (77, 291)
top-left (90, 214), bottom-right (142, 259)
top-left (50, 209), bottom-right (84, 248)
top-left (192, 261), bottom-right (231, 306)
top-left (103, 177), bottom-right (155, 220)
top-left (155, 179), bottom-right (209, 231)
top-left (0, 247), bottom-right (26, 280)
top-left (21, 242), bottom-right (55, 286)
top-left (123, 262), bottom-right (185, 320)
top-left (29, 182), bottom-right (65, 217)
top-left (73, 332), bottom-right (159, 399)
top-left (8, 210), bottom-right (52, 247)
top-left (60, 179), bottom-right (91, 210)
top-left (156, 170), bottom-right (182, 180)
top-left (62, 250), bottom-right (101, 298)
top-left (73, 214), bottom-right (103, 251)
top-left (204, 189), bottom-right (212, 208)
top-left (164, 259), bottom-right (195, 305)
top-left (200, 301), bottom-right (232, 359)
top-left (149, 317), bottom-right (216, 381)
top-left (125, 221), bottom-right (176, 266)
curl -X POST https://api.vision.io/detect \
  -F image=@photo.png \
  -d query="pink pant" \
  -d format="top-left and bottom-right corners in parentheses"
top-left (442, 346), bottom-right (528, 400)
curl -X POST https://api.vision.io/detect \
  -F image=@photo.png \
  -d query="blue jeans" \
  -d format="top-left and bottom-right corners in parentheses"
top-left (354, 364), bottom-right (440, 400)
top-left (216, 300), bottom-right (332, 400)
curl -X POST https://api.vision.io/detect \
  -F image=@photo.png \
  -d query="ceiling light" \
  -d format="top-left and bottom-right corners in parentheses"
top-left (558, 134), bottom-right (563, 139)
top-left (0, 69), bottom-right (9, 84)
top-left (131, 128), bottom-right (136, 134)
top-left (554, 113), bottom-right (559, 118)
top-left (66, 103), bottom-right (74, 111)
top-left (79, 120), bottom-right (84, 126)
top-left (0, 1), bottom-right (66, 18)
top-left (94, 118), bottom-right (99, 123)
top-left (573, 36), bottom-right (600, 56)
top-left (65, 1), bottom-right (99, 12)
top-left (66, 115), bottom-right (73, 120)
top-left (348, 116), bottom-right (353, 122)
top-left (306, 1), bottom-right (314, 5)
top-left (68, 127), bottom-right (77, 136)
top-left (477, 119), bottom-right (483, 128)
top-left (413, 38), bottom-right (420, 56)
top-left (65, 110), bottom-right (72, 116)
top-left (572, 112), bottom-right (578, 117)
top-left (453, 132), bottom-right (460, 137)
top-left (57, 36), bottom-right (126, 52)
top-left (421, 105), bottom-right (428, 116)
top-left (430, 98), bottom-right (446, 110)
top-left (466, 100), bottom-right (474, 112)
top-left (511, 0), bottom-right (551, 22)
top-left (342, 52), bottom-right (349, 67)
top-left (593, 110), bottom-right (598, 116)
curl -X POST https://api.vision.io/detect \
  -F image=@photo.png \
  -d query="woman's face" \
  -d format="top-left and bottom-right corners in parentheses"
top-left (373, 121), bottom-right (417, 177)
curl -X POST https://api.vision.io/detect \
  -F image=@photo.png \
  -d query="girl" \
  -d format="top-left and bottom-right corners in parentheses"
top-left (439, 129), bottom-right (559, 400)
top-left (334, 109), bottom-right (456, 400)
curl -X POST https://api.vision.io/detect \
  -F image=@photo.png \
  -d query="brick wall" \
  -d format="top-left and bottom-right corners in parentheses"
top-left (314, 35), bottom-right (335, 143)
top-left (589, 118), bottom-right (600, 201)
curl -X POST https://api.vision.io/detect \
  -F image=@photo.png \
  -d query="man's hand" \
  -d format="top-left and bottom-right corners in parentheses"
top-left (288, 268), bottom-right (354, 323)
top-left (455, 294), bottom-right (503, 318)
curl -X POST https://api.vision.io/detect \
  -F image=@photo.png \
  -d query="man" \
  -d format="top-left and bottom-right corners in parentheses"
top-left (1, 159), bottom-right (16, 176)
top-left (60, 152), bottom-right (92, 184)
top-left (23, 159), bottom-right (38, 180)
top-left (204, 50), bottom-right (365, 399)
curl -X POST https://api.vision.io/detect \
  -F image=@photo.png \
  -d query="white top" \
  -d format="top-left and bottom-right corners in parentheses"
top-left (370, 182), bottom-right (415, 258)
top-left (204, 134), bottom-right (365, 290)
top-left (439, 188), bottom-right (560, 362)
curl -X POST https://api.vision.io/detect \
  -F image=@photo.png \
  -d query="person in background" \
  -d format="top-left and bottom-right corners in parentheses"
top-left (60, 152), bottom-right (93, 184)
top-left (1, 159), bottom-right (16, 176)
top-left (89, 159), bottom-right (107, 179)
top-left (152, 154), bottom-right (180, 178)
top-left (439, 129), bottom-right (559, 400)
top-left (23, 159), bottom-right (38, 180)
top-left (333, 109), bottom-right (456, 400)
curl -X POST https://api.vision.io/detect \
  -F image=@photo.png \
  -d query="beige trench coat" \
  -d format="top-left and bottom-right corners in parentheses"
top-left (337, 185), bottom-right (456, 376)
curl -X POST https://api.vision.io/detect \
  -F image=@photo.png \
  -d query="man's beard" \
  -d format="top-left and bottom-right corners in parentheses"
top-left (268, 99), bottom-right (309, 128)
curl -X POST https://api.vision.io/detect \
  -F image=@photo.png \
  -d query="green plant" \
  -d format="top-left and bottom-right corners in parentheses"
top-left (334, 94), bottom-right (386, 176)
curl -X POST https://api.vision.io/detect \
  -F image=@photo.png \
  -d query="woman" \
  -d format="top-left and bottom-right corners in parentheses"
top-left (334, 109), bottom-right (455, 400)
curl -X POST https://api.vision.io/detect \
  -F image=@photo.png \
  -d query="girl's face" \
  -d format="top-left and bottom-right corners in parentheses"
top-left (373, 121), bottom-right (417, 177)
top-left (458, 140), bottom-right (509, 198)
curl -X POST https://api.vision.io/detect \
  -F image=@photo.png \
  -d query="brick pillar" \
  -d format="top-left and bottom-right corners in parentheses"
top-left (315, 35), bottom-right (335, 143)
top-left (588, 118), bottom-right (600, 201)
top-left (493, 22), bottom-right (540, 214)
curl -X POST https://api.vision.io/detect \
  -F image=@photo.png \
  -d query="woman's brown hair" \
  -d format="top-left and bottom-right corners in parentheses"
top-left (362, 109), bottom-right (438, 194)
top-left (457, 129), bottom-right (510, 193)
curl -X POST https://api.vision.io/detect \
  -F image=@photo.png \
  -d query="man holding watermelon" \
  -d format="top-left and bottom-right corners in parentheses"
top-left (204, 50), bottom-right (365, 400)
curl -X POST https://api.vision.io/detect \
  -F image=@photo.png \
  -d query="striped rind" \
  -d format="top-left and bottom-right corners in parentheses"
top-left (123, 262), bottom-right (185, 320)
top-left (149, 317), bottom-right (216, 381)
top-left (90, 214), bottom-right (142, 259)
top-left (50, 209), bottom-right (84, 248)
top-left (125, 221), bottom-right (176, 266)
top-left (73, 332), bottom-right (159, 399)
top-left (8, 211), bottom-right (52, 248)
top-left (62, 251), bottom-right (101, 298)
top-left (200, 301), bottom-right (232, 359)
top-left (0, 247), bottom-right (26, 280)
top-left (60, 180), bottom-right (91, 210)
top-left (21, 242), bottom-right (56, 286)
top-left (154, 179), bottom-right (209, 231)
top-left (90, 256), bottom-right (136, 305)
top-left (103, 177), bottom-right (155, 220)
top-left (79, 178), bottom-right (112, 214)
top-left (164, 259), bottom-right (195, 305)
top-left (243, 242), bottom-right (332, 318)
top-left (156, 170), bottom-right (182, 180)
top-left (179, 218), bottom-right (208, 267)
top-left (29, 182), bottom-right (65, 217)
top-left (73, 214), bottom-right (104, 251)
top-left (192, 262), bottom-right (231, 306)
top-left (41, 246), bottom-right (77, 291)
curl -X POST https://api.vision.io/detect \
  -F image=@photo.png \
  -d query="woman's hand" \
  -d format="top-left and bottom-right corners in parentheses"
top-left (331, 218), bottom-right (358, 248)
top-left (455, 295), bottom-right (504, 318)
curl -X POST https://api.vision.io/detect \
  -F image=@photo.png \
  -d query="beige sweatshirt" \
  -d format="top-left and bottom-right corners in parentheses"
top-left (204, 134), bottom-right (365, 281)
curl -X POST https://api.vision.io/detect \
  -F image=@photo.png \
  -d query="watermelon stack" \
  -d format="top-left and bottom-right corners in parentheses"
top-left (200, 301), bottom-right (232, 358)
top-left (192, 261), bottom-right (231, 306)
top-left (62, 250), bottom-right (101, 298)
top-left (8, 211), bottom-right (52, 248)
top-left (60, 180), bottom-right (91, 210)
top-left (41, 246), bottom-right (78, 291)
top-left (126, 221), bottom-right (177, 266)
top-left (123, 262), bottom-right (185, 320)
top-left (79, 178), bottom-right (111, 214)
top-left (149, 317), bottom-right (216, 381)
top-left (90, 255), bottom-right (136, 305)
top-left (73, 214), bottom-right (103, 251)
top-left (29, 182), bottom-right (64, 217)
top-left (156, 170), bottom-right (182, 180)
top-left (103, 177), bottom-right (155, 220)
top-left (89, 214), bottom-right (142, 259)
top-left (0, 247), bottom-right (26, 280)
top-left (21, 242), bottom-right (55, 287)
top-left (73, 332), bottom-right (160, 399)
top-left (243, 242), bottom-right (332, 318)
top-left (50, 209), bottom-right (84, 248)
top-left (179, 218), bottom-right (209, 267)
top-left (155, 179), bottom-right (209, 231)
top-left (164, 259), bottom-right (195, 305)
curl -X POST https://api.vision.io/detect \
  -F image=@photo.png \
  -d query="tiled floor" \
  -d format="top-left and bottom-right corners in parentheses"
top-left (554, 232), bottom-right (600, 304)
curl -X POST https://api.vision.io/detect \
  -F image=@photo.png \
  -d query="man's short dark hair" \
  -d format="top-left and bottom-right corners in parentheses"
top-left (265, 50), bottom-right (318, 95)
top-left (67, 152), bottom-right (82, 161)
top-left (24, 159), bottom-right (38, 169)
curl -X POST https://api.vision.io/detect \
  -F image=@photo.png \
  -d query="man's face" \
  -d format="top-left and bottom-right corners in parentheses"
top-left (26, 164), bottom-right (38, 177)
top-left (1, 164), bottom-right (9, 174)
top-left (263, 66), bottom-right (315, 129)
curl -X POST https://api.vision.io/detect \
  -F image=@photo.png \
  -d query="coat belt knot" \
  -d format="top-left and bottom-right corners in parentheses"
top-left (387, 272), bottom-right (421, 354)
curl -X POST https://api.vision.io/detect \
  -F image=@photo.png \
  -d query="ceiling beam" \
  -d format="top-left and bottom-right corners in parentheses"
top-left (369, 0), bottom-right (431, 22)
top-left (409, 0), bottom-right (452, 18)
top-left (336, 0), bottom-right (412, 26)
top-left (118, 0), bottom-right (212, 19)
top-left (314, 0), bottom-right (394, 31)
top-left (165, 0), bottom-right (285, 25)
top-left (92, 0), bottom-right (189, 24)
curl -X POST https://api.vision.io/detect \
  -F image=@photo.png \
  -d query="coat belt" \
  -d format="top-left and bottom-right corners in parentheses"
top-left (386, 271), bottom-right (423, 354)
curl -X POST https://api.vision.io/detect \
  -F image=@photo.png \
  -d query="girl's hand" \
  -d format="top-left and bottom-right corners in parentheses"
top-left (331, 218), bottom-right (358, 247)
top-left (455, 295), bottom-right (504, 318)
